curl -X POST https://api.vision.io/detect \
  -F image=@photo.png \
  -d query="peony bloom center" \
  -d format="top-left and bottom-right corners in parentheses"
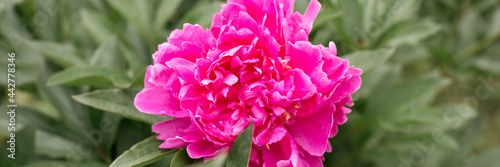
top-left (134, 0), bottom-right (362, 166)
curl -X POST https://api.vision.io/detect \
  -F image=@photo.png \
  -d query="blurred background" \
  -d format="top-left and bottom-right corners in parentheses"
top-left (0, 0), bottom-right (499, 166)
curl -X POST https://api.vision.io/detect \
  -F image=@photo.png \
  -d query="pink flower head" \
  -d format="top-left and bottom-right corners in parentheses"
top-left (134, 0), bottom-right (362, 166)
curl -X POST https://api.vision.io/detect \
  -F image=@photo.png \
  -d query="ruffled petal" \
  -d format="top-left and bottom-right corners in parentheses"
top-left (288, 103), bottom-right (334, 156)
top-left (302, 0), bottom-right (321, 33)
top-left (262, 132), bottom-right (299, 167)
top-left (134, 86), bottom-right (187, 117)
top-left (187, 140), bottom-right (224, 159)
top-left (153, 118), bottom-right (202, 148)
top-left (297, 146), bottom-right (323, 167)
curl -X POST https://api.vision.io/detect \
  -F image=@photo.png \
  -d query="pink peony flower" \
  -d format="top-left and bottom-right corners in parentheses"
top-left (134, 0), bottom-right (362, 166)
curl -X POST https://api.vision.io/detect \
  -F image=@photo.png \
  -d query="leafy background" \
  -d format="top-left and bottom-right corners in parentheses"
top-left (0, 0), bottom-right (499, 166)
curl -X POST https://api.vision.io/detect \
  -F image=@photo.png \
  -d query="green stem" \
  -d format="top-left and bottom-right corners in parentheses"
top-left (454, 30), bottom-right (500, 63)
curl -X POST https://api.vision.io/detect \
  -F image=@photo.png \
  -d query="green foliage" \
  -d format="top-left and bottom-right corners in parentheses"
top-left (344, 48), bottom-right (395, 73)
top-left (72, 89), bottom-right (169, 125)
top-left (0, 0), bottom-right (499, 167)
top-left (170, 149), bottom-right (195, 167)
top-left (227, 123), bottom-right (254, 167)
top-left (110, 136), bottom-right (178, 167)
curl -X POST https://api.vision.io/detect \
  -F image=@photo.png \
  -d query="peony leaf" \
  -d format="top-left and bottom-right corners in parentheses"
top-left (26, 40), bottom-right (86, 67)
top-left (368, 74), bottom-right (451, 116)
top-left (81, 9), bottom-right (116, 44)
top-left (24, 161), bottom-right (107, 167)
top-left (90, 36), bottom-right (126, 70)
top-left (344, 48), bottom-right (395, 73)
top-left (154, 0), bottom-right (183, 32)
top-left (170, 149), bottom-right (194, 167)
top-left (312, 10), bottom-right (342, 31)
top-left (110, 136), bottom-right (178, 167)
top-left (35, 130), bottom-right (94, 160)
top-left (0, 0), bottom-right (23, 13)
top-left (226, 123), bottom-right (254, 167)
top-left (176, 0), bottom-right (224, 28)
top-left (127, 67), bottom-right (147, 89)
top-left (107, 0), bottom-right (153, 41)
top-left (188, 151), bottom-right (228, 167)
top-left (0, 45), bottom-right (42, 86)
top-left (119, 42), bottom-right (147, 76)
top-left (47, 66), bottom-right (131, 88)
top-left (336, 0), bottom-right (363, 44)
top-left (474, 58), bottom-right (500, 76)
top-left (36, 66), bottom-right (91, 139)
top-left (0, 123), bottom-right (35, 166)
top-left (72, 89), bottom-right (170, 125)
top-left (386, 21), bottom-right (440, 47)
top-left (464, 147), bottom-right (500, 167)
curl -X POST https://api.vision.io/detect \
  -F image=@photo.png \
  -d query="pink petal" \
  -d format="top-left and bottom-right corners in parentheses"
top-left (288, 103), bottom-right (334, 156)
top-left (166, 58), bottom-right (198, 84)
top-left (134, 86), bottom-right (187, 117)
top-left (328, 41), bottom-right (337, 56)
top-left (330, 68), bottom-right (362, 103)
top-left (187, 140), bottom-right (222, 159)
top-left (288, 41), bottom-right (321, 73)
top-left (297, 147), bottom-right (323, 167)
top-left (143, 66), bottom-right (154, 88)
top-left (262, 132), bottom-right (299, 167)
top-left (255, 125), bottom-right (287, 146)
top-left (223, 74), bottom-right (239, 86)
top-left (146, 64), bottom-right (174, 87)
top-left (153, 118), bottom-right (202, 148)
top-left (302, 0), bottom-right (321, 33)
top-left (291, 69), bottom-right (317, 100)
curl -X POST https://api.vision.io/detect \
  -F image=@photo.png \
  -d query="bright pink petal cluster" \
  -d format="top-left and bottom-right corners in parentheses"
top-left (134, 0), bottom-right (361, 166)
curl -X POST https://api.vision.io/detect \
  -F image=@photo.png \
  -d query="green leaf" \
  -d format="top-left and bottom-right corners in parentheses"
top-left (387, 21), bottom-right (440, 47)
top-left (487, 9), bottom-right (500, 37)
top-left (107, 0), bottom-right (153, 40)
top-left (90, 36), bottom-right (126, 70)
top-left (344, 48), bottom-right (396, 73)
top-left (127, 67), bottom-right (147, 89)
top-left (171, 149), bottom-right (194, 167)
top-left (115, 119), bottom-right (156, 159)
top-left (356, 64), bottom-right (401, 97)
top-left (177, 0), bottom-right (224, 28)
top-left (312, 10), bottom-right (342, 31)
top-left (0, 0), bottom-right (24, 13)
top-left (36, 65), bottom-right (90, 141)
top-left (0, 44), bottom-right (42, 86)
top-left (72, 89), bottom-right (169, 125)
top-left (47, 66), bottom-right (131, 88)
top-left (119, 43), bottom-right (147, 75)
top-left (26, 40), bottom-right (86, 67)
top-left (24, 160), bottom-right (107, 167)
top-left (81, 9), bottom-right (116, 44)
top-left (475, 58), bottom-right (500, 76)
top-left (9, 106), bottom-right (73, 139)
top-left (35, 130), bottom-right (94, 160)
top-left (100, 112), bottom-right (122, 159)
top-left (312, 22), bottom-right (334, 45)
top-left (0, 125), bottom-right (35, 166)
top-left (464, 147), bottom-right (500, 167)
top-left (337, 0), bottom-right (363, 43)
top-left (110, 136), bottom-right (178, 167)
top-left (391, 44), bottom-right (430, 65)
top-left (154, 0), bottom-right (183, 31)
top-left (370, 20), bottom-right (411, 48)
top-left (368, 74), bottom-right (451, 116)
top-left (188, 152), bottom-right (228, 167)
top-left (294, 0), bottom-right (309, 13)
top-left (0, 7), bottom-right (31, 48)
top-left (226, 123), bottom-right (254, 167)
